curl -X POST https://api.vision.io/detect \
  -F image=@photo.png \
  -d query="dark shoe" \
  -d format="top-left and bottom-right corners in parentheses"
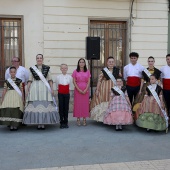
top-left (13, 128), bottom-right (18, 131)
top-left (41, 125), bottom-right (45, 130)
top-left (65, 124), bottom-right (69, 128)
top-left (60, 124), bottom-right (64, 129)
top-left (146, 128), bottom-right (150, 132)
top-left (37, 126), bottom-right (41, 130)
top-left (10, 127), bottom-right (14, 131)
top-left (119, 125), bottom-right (122, 131)
top-left (115, 125), bottom-right (119, 131)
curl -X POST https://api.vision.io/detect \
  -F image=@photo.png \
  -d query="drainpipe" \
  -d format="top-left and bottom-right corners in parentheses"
top-left (168, 0), bottom-right (170, 53)
top-left (129, 0), bottom-right (135, 52)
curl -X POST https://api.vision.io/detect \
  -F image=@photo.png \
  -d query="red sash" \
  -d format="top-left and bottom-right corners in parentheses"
top-left (58, 84), bottom-right (69, 94)
top-left (127, 77), bottom-right (140, 87)
top-left (163, 79), bottom-right (170, 90)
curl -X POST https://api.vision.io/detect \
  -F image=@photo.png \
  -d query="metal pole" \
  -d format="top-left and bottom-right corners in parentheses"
top-left (168, 0), bottom-right (170, 53)
top-left (90, 59), bottom-right (93, 99)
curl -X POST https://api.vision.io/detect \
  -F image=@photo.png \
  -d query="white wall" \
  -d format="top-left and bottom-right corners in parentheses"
top-left (43, 0), bottom-right (130, 76)
top-left (43, 0), bottom-right (168, 72)
top-left (0, 0), bottom-right (168, 72)
top-left (131, 0), bottom-right (168, 68)
top-left (0, 0), bottom-right (44, 69)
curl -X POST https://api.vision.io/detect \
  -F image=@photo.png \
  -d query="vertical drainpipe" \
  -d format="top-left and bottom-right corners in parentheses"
top-left (130, 0), bottom-right (135, 53)
top-left (168, 0), bottom-right (170, 53)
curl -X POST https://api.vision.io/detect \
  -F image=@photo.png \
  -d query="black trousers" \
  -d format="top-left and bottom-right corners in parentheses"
top-left (58, 93), bottom-right (70, 125)
top-left (126, 85), bottom-right (140, 105)
top-left (163, 89), bottom-right (170, 116)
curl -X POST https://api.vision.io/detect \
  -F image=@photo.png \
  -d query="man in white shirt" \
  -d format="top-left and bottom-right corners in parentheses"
top-left (124, 52), bottom-right (144, 105)
top-left (5, 56), bottom-right (29, 99)
top-left (160, 54), bottom-right (170, 117)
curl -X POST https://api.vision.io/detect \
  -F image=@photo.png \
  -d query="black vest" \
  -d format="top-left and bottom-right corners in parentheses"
top-left (101, 67), bottom-right (120, 80)
top-left (30, 65), bottom-right (50, 80)
top-left (146, 85), bottom-right (162, 96)
top-left (142, 67), bottom-right (161, 82)
top-left (111, 86), bottom-right (126, 96)
top-left (5, 78), bottom-right (22, 90)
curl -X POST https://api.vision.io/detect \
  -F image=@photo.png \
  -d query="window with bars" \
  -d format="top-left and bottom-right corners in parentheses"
top-left (89, 20), bottom-right (127, 86)
top-left (0, 18), bottom-right (22, 87)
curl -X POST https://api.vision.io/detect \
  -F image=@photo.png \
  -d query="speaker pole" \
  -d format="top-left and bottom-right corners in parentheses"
top-left (90, 58), bottom-right (93, 99)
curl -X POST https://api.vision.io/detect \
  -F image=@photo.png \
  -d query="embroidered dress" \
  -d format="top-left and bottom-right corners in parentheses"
top-left (23, 65), bottom-right (59, 125)
top-left (90, 67), bottom-right (119, 122)
top-left (72, 70), bottom-right (91, 118)
top-left (133, 67), bottom-right (161, 112)
top-left (136, 84), bottom-right (166, 131)
top-left (0, 78), bottom-right (23, 127)
top-left (103, 86), bottom-right (133, 125)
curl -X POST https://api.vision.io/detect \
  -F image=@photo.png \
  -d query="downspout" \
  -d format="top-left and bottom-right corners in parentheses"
top-left (129, 0), bottom-right (135, 52)
top-left (168, 0), bottom-right (170, 53)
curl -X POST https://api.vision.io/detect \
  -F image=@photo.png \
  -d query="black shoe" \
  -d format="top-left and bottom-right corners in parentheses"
top-left (41, 127), bottom-right (45, 130)
top-left (37, 126), bottom-right (41, 130)
top-left (13, 128), bottom-right (18, 131)
top-left (65, 124), bottom-right (69, 128)
top-left (146, 128), bottom-right (150, 132)
top-left (115, 125), bottom-right (119, 131)
top-left (60, 124), bottom-right (64, 129)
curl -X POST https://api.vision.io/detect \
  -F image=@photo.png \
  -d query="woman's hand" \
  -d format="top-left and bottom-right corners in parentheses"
top-left (79, 90), bottom-right (84, 94)
top-left (95, 90), bottom-right (99, 97)
top-left (161, 103), bottom-right (165, 109)
top-left (83, 89), bottom-right (88, 94)
top-left (51, 89), bottom-right (54, 96)
top-left (25, 91), bottom-right (29, 99)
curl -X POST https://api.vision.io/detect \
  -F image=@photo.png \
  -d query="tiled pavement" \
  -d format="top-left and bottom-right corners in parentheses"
top-left (22, 159), bottom-right (170, 170)
top-left (1, 113), bottom-right (170, 170)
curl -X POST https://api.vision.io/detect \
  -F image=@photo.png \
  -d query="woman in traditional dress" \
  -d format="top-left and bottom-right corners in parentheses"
top-left (135, 74), bottom-right (167, 132)
top-left (103, 77), bottom-right (133, 131)
top-left (90, 56), bottom-right (121, 122)
top-left (0, 66), bottom-right (24, 131)
top-left (23, 54), bottom-right (59, 129)
top-left (133, 56), bottom-right (161, 113)
top-left (72, 58), bottom-right (91, 126)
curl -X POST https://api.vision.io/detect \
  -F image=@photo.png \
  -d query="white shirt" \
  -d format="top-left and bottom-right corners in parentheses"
top-left (56, 74), bottom-right (72, 90)
top-left (160, 65), bottom-right (170, 79)
top-left (123, 63), bottom-right (144, 80)
top-left (5, 66), bottom-right (29, 84)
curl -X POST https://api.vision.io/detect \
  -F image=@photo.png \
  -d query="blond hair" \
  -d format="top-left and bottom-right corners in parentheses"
top-left (60, 63), bottom-right (68, 67)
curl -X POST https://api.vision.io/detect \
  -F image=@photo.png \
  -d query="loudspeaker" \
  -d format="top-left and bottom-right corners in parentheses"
top-left (86, 37), bottom-right (100, 60)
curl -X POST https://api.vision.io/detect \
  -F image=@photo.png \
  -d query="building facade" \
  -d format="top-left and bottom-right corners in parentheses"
top-left (0, 0), bottom-right (169, 87)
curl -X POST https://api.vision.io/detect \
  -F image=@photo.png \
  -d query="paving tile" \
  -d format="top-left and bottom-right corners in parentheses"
top-left (21, 159), bottom-right (170, 170)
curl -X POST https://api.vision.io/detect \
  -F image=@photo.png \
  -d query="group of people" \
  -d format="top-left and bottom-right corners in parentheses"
top-left (0, 55), bottom-right (91, 131)
top-left (0, 52), bottom-right (170, 133)
top-left (90, 53), bottom-right (170, 132)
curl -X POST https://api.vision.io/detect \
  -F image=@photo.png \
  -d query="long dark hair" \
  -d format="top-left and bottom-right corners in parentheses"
top-left (76, 58), bottom-right (87, 72)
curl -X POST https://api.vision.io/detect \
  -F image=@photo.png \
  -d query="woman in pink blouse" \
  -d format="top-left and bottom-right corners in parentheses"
top-left (72, 58), bottom-right (91, 126)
